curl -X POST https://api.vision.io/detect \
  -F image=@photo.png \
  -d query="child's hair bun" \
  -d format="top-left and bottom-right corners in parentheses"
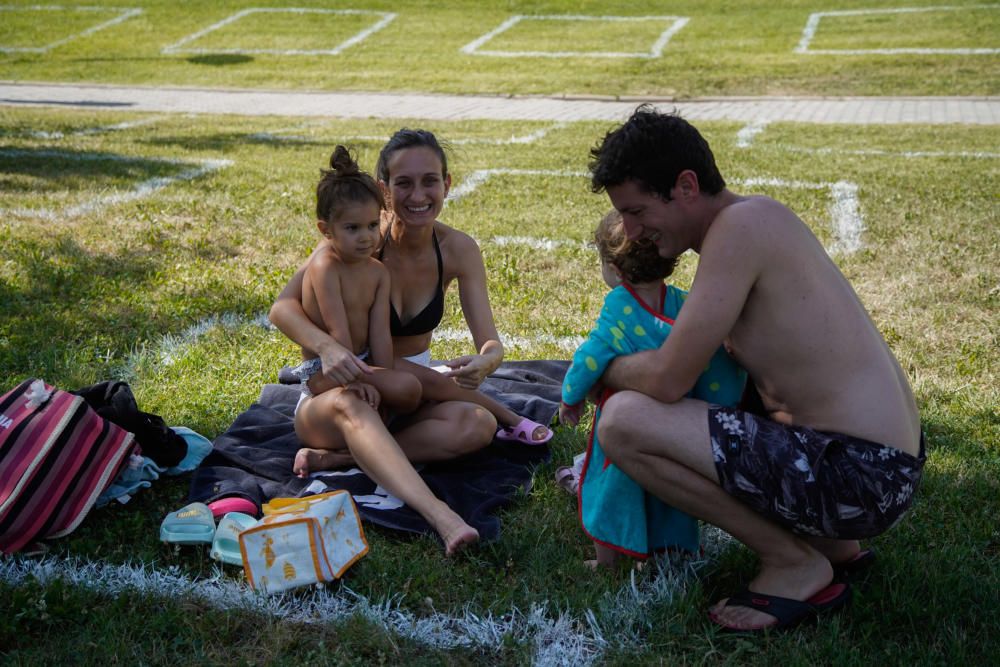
top-left (329, 145), bottom-right (360, 176)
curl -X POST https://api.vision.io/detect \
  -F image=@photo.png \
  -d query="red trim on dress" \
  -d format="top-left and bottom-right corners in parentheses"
top-left (621, 282), bottom-right (675, 325)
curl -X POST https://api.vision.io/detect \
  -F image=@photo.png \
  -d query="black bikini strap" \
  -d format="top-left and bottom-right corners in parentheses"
top-left (431, 231), bottom-right (443, 289)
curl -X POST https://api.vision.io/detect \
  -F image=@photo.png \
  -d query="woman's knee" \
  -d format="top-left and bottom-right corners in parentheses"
top-left (451, 403), bottom-right (497, 453)
top-left (313, 389), bottom-right (372, 430)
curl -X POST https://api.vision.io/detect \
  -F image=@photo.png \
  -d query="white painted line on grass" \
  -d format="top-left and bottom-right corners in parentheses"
top-left (775, 144), bottom-right (1000, 160)
top-left (114, 312), bottom-right (581, 379)
top-left (462, 14), bottom-right (689, 58)
top-left (434, 327), bottom-right (585, 353)
top-left (0, 5), bottom-right (142, 53)
top-left (0, 529), bottom-right (733, 664)
top-left (0, 556), bottom-right (597, 665)
top-left (447, 169), bottom-right (865, 256)
top-left (162, 8), bottom-right (396, 56)
top-left (736, 121), bottom-right (769, 148)
top-left (796, 5), bottom-right (1000, 55)
top-left (249, 122), bottom-right (567, 146)
top-left (8, 114), bottom-right (173, 139)
top-left (488, 236), bottom-right (591, 252)
top-left (0, 149), bottom-right (232, 220)
top-left (446, 168), bottom-right (589, 204)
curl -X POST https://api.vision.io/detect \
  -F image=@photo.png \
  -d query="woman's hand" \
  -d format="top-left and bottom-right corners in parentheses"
top-left (442, 354), bottom-right (494, 389)
top-left (318, 340), bottom-right (372, 386)
top-left (343, 381), bottom-right (380, 410)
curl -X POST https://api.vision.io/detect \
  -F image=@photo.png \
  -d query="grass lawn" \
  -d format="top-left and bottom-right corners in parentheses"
top-left (0, 106), bottom-right (998, 664)
top-left (0, 0), bottom-right (998, 97)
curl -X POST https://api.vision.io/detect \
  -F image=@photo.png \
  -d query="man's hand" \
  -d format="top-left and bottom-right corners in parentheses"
top-left (559, 401), bottom-right (584, 427)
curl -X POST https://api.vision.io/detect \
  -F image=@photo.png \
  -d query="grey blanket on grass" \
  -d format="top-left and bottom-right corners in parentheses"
top-left (188, 360), bottom-right (567, 543)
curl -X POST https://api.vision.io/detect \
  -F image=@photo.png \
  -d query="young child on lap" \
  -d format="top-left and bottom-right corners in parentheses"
top-left (288, 145), bottom-right (422, 477)
top-left (560, 211), bottom-right (746, 568)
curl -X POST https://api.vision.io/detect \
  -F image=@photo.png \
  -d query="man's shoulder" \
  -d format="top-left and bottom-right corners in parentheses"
top-left (713, 195), bottom-right (796, 229)
top-left (703, 196), bottom-right (804, 255)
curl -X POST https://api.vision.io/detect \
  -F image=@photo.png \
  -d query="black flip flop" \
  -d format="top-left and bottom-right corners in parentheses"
top-left (709, 581), bottom-right (852, 634)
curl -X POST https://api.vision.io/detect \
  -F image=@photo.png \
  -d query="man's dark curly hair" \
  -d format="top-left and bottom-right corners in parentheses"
top-left (589, 105), bottom-right (725, 200)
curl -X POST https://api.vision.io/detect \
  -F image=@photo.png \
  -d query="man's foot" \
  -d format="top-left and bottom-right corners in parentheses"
top-left (292, 447), bottom-right (355, 478)
top-left (709, 582), bottom-right (851, 633)
top-left (802, 537), bottom-right (875, 582)
top-left (709, 555), bottom-right (834, 631)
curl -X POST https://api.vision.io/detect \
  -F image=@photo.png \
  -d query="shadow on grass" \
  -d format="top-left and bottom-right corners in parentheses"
top-left (187, 54), bottom-right (254, 66)
top-left (0, 145), bottom-right (188, 185)
top-left (0, 233), bottom-right (267, 388)
top-left (142, 132), bottom-right (330, 151)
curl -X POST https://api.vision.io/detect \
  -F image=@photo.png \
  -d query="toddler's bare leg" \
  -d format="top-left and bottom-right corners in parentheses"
top-left (585, 542), bottom-right (620, 570)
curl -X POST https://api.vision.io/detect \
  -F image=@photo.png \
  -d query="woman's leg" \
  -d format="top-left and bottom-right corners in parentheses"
top-left (294, 387), bottom-right (478, 554)
top-left (397, 358), bottom-right (550, 441)
top-left (391, 399), bottom-right (497, 462)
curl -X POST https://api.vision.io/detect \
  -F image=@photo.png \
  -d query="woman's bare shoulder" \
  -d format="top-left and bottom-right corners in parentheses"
top-left (435, 221), bottom-right (483, 278)
top-left (435, 221), bottom-right (481, 254)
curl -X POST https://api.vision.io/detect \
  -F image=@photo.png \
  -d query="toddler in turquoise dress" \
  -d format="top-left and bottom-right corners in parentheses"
top-left (560, 211), bottom-right (747, 568)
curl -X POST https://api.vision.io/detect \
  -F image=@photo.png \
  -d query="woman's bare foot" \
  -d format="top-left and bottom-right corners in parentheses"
top-left (709, 552), bottom-right (833, 631)
top-left (432, 513), bottom-right (479, 555)
top-left (292, 447), bottom-right (355, 478)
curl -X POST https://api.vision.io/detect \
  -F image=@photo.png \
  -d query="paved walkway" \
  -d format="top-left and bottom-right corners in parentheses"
top-left (2, 81), bottom-right (999, 124)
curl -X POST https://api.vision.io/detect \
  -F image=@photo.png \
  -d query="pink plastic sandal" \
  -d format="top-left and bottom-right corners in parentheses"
top-left (495, 417), bottom-right (553, 445)
top-left (208, 496), bottom-right (259, 519)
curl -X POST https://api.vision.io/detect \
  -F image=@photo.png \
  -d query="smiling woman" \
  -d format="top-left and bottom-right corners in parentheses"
top-left (270, 129), bottom-right (553, 470)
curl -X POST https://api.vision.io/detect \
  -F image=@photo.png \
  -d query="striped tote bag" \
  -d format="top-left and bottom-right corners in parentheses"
top-left (0, 378), bottom-right (136, 554)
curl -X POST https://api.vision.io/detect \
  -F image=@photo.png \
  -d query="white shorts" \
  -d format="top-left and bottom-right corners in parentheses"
top-left (292, 351), bottom-right (369, 416)
top-left (402, 349), bottom-right (431, 367)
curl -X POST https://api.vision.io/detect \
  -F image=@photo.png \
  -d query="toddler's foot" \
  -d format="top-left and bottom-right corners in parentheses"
top-left (293, 447), bottom-right (354, 478)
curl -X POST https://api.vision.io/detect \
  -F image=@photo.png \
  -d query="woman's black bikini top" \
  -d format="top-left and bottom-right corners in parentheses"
top-left (378, 231), bottom-right (445, 337)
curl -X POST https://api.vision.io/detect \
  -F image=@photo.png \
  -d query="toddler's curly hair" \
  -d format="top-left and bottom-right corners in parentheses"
top-left (594, 209), bottom-right (677, 284)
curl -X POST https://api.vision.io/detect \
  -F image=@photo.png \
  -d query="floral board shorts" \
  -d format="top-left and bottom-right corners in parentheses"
top-left (708, 406), bottom-right (926, 539)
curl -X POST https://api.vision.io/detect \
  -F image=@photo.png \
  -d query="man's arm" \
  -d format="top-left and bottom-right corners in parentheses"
top-left (603, 212), bottom-right (760, 403)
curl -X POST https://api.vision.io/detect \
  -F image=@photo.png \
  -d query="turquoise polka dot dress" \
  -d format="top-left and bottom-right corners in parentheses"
top-left (562, 283), bottom-right (747, 558)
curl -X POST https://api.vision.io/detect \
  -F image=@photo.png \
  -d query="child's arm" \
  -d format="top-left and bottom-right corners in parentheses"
top-left (308, 253), bottom-right (355, 353)
top-left (270, 260), bottom-right (371, 385)
top-left (561, 290), bottom-right (638, 417)
top-left (368, 263), bottom-right (393, 369)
